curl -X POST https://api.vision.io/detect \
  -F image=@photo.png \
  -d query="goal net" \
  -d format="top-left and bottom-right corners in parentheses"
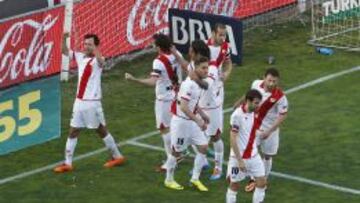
top-left (309, 0), bottom-right (360, 50)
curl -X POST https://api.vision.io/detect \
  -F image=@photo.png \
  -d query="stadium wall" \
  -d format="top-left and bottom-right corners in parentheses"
top-left (70, 0), bottom-right (297, 59)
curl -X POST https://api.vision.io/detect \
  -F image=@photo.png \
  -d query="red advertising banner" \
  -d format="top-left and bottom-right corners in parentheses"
top-left (71, 0), bottom-right (296, 58)
top-left (0, 6), bottom-right (64, 89)
top-left (235, 0), bottom-right (297, 18)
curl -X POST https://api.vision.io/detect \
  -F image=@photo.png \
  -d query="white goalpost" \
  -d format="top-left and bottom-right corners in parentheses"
top-left (60, 0), bottom-right (74, 81)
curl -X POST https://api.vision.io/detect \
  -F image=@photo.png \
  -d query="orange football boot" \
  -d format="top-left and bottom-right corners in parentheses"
top-left (104, 156), bottom-right (126, 168)
top-left (54, 163), bottom-right (73, 173)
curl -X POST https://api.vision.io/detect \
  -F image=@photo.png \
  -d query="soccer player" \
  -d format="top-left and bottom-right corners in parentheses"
top-left (205, 23), bottom-right (233, 180)
top-left (124, 34), bottom-right (182, 172)
top-left (164, 56), bottom-right (210, 192)
top-left (234, 68), bottom-right (288, 192)
top-left (171, 39), bottom-right (211, 74)
top-left (54, 33), bottom-right (125, 173)
top-left (171, 40), bottom-right (212, 169)
top-left (226, 89), bottom-right (266, 203)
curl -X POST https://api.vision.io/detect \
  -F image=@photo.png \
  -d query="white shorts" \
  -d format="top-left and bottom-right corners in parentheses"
top-left (201, 106), bottom-right (223, 136)
top-left (170, 116), bottom-right (208, 152)
top-left (226, 154), bottom-right (265, 183)
top-left (155, 99), bottom-right (173, 130)
top-left (70, 99), bottom-right (106, 129)
top-left (258, 128), bottom-right (280, 155)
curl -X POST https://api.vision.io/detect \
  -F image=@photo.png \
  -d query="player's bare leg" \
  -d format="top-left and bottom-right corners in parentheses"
top-left (97, 124), bottom-right (126, 168)
top-left (190, 144), bottom-right (209, 192)
top-left (54, 127), bottom-right (81, 173)
top-left (210, 132), bottom-right (224, 180)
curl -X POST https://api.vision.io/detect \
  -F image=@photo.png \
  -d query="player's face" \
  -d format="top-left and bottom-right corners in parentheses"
top-left (263, 74), bottom-right (279, 91)
top-left (195, 62), bottom-right (209, 79)
top-left (248, 98), bottom-right (261, 112)
top-left (84, 38), bottom-right (96, 55)
top-left (214, 28), bottom-right (227, 45)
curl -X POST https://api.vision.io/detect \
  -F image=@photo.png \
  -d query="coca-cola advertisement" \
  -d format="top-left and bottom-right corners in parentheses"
top-left (71, 0), bottom-right (296, 58)
top-left (0, 6), bottom-right (65, 89)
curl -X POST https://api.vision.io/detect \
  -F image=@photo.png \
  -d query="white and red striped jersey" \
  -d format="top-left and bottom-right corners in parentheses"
top-left (230, 104), bottom-right (259, 159)
top-left (206, 38), bottom-right (231, 68)
top-left (206, 39), bottom-right (231, 106)
top-left (151, 53), bottom-right (181, 101)
top-left (199, 65), bottom-right (222, 109)
top-left (251, 79), bottom-right (289, 129)
top-left (71, 51), bottom-right (103, 101)
top-left (171, 77), bottom-right (202, 119)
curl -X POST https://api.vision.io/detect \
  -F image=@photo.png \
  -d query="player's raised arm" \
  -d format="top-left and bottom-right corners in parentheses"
top-left (124, 73), bottom-right (158, 86)
top-left (62, 32), bottom-right (70, 56)
top-left (94, 47), bottom-right (105, 67)
top-left (170, 46), bottom-right (189, 73)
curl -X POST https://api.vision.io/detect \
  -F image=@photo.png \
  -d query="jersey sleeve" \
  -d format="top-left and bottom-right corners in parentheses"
top-left (178, 81), bottom-right (192, 101)
top-left (69, 51), bottom-right (83, 63)
top-left (277, 95), bottom-right (289, 115)
top-left (208, 66), bottom-right (219, 81)
top-left (205, 66), bottom-right (219, 86)
top-left (151, 59), bottom-right (164, 77)
top-left (251, 79), bottom-right (261, 89)
top-left (174, 51), bottom-right (183, 82)
top-left (230, 110), bottom-right (241, 133)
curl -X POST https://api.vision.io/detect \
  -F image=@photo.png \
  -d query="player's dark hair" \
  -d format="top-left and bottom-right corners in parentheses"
top-left (191, 40), bottom-right (210, 59)
top-left (213, 23), bottom-right (226, 33)
top-left (153, 33), bottom-right (172, 52)
top-left (84, 34), bottom-right (100, 46)
top-left (264, 67), bottom-right (280, 78)
top-left (245, 89), bottom-right (262, 102)
top-left (193, 55), bottom-right (209, 67)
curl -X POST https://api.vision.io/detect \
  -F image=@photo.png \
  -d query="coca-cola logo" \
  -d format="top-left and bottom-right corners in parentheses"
top-left (127, 0), bottom-right (238, 46)
top-left (0, 14), bottom-right (58, 86)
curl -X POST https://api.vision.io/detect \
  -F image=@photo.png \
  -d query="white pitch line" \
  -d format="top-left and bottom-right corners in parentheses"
top-left (127, 140), bottom-right (360, 196)
top-left (0, 66), bottom-right (359, 186)
top-left (284, 66), bottom-right (360, 94)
